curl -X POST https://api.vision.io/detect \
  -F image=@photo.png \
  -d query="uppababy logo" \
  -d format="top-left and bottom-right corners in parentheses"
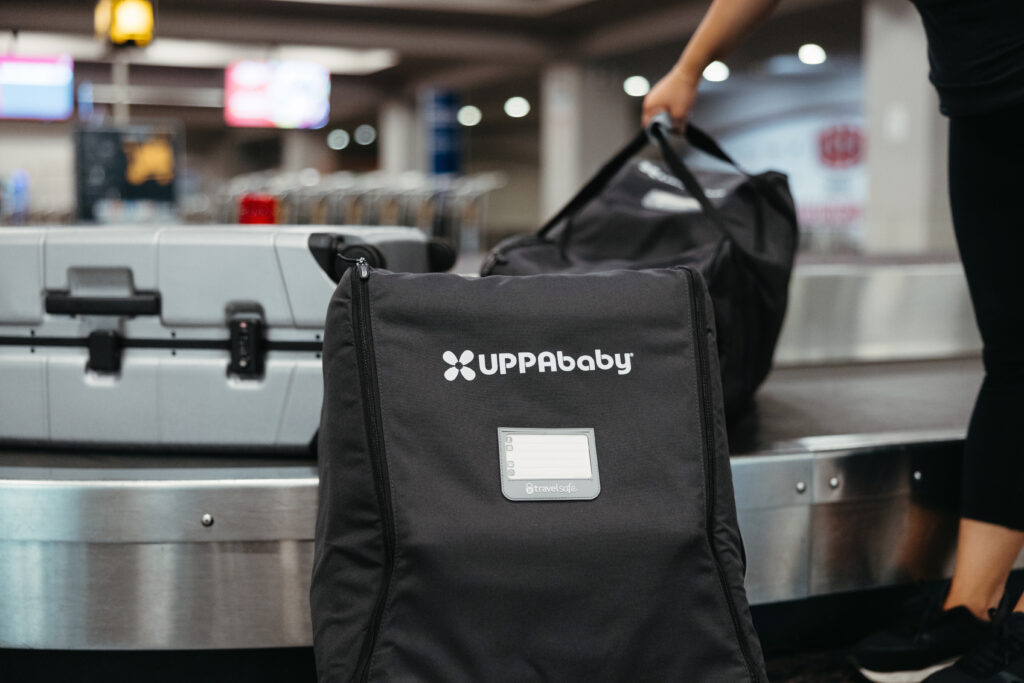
top-left (442, 350), bottom-right (478, 381)
top-left (442, 348), bottom-right (634, 381)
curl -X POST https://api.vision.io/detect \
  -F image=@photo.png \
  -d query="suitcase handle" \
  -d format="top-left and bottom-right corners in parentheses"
top-left (45, 292), bottom-right (161, 317)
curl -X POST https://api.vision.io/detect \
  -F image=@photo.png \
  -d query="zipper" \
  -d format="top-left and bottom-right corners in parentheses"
top-left (350, 258), bottom-right (396, 682)
top-left (684, 268), bottom-right (757, 682)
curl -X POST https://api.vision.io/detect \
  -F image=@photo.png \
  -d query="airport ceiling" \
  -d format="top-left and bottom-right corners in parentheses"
top-left (0, 0), bottom-right (861, 127)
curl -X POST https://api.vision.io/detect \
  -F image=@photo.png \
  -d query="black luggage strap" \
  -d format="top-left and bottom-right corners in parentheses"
top-left (538, 130), bottom-right (649, 237)
top-left (539, 118), bottom-right (733, 240)
top-left (646, 119), bottom-right (732, 239)
top-left (681, 120), bottom-right (797, 225)
top-left (538, 115), bottom-right (795, 240)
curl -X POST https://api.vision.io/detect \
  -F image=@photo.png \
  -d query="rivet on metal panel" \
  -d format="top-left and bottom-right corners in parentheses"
top-left (913, 470), bottom-right (923, 481)
top-left (796, 481), bottom-right (808, 494)
top-left (201, 513), bottom-right (214, 527)
top-left (829, 476), bottom-right (840, 489)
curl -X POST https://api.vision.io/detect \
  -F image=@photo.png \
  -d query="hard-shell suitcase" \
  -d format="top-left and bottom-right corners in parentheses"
top-left (0, 224), bottom-right (453, 452)
top-left (312, 264), bottom-right (767, 681)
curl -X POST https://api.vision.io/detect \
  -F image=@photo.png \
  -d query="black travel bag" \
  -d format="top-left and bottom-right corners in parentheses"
top-left (481, 118), bottom-right (798, 415)
top-left (311, 261), bottom-right (767, 682)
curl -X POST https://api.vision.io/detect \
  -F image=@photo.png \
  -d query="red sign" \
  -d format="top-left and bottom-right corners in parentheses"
top-left (818, 125), bottom-right (862, 168)
top-left (238, 194), bottom-right (278, 224)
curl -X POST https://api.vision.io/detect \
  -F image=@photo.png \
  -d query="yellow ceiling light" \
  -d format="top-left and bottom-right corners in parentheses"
top-left (96, 0), bottom-right (154, 47)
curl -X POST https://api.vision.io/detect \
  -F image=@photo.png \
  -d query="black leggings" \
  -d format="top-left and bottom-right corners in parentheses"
top-left (949, 100), bottom-right (1024, 531)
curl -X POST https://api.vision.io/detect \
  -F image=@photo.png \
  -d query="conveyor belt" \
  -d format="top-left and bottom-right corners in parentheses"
top-left (731, 356), bottom-right (981, 454)
top-left (0, 356), bottom-right (992, 650)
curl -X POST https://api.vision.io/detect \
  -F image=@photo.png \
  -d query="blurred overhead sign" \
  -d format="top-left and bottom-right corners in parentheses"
top-left (224, 60), bottom-right (331, 129)
top-left (75, 124), bottom-right (180, 223)
top-left (0, 55), bottom-right (74, 121)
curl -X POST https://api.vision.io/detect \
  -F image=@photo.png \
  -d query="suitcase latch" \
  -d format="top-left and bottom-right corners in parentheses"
top-left (87, 330), bottom-right (123, 374)
top-left (227, 307), bottom-right (265, 379)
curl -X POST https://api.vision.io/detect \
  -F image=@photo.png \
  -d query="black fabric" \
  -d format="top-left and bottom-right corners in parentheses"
top-left (948, 100), bottom-right (1024, 531)
top-left (480, 124), bottom-right (797, 416)
top-left (312, 266), bottom-right (767, 682)
top-left (910, 0), bottom-right (1024, 117)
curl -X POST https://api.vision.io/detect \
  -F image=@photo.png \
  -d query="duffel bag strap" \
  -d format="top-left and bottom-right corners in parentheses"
top-left (684, 122), bottom-right (798, 225)
top-left (651, 115), bottom-right (797, 236)
top-left (538, 129), bottom-right (649, 237)
top-left (684, 123), bottom-right (741, 169)
top-left (539, 116), bottom-right (736, 242)
top-left (646, 116), bottom-right (732, 239)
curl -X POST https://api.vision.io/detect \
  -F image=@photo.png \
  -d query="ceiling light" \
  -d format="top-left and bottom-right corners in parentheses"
top-left (5, 31), bottom-right (397, 75)
top-left (504, 96), bottom-right (530, 119)
top-left (798, 43), bottom-right (827, 65)
top-left (702, 61), bottom-right (730, 83)
top-left (354, 124), bottom-right (377, 145)
top-left (327, 129), bottom-right (350, 150)
top-left (623, 75), bottom-right (650, 98)
top-left (457, 105), bottom-right (482, 127)
top-left (109, 0), bottom-right (154, 47)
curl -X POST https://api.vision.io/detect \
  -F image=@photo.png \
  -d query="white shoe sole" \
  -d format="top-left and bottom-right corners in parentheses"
top-left (858, 658), bottom-right (958, 683)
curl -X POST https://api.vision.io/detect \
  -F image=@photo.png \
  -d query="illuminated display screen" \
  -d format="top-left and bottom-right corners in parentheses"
top-left (0, 55), bottom-right (74, 121)
top-left (224, 60), bottom-right (330, 129)
top-left (74, 124), bottom-right (180, 222)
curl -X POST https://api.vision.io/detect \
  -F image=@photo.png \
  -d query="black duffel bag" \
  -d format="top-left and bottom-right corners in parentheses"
top-left (482, 118), bottom-right (798, 415)
top-left (312, 262), bottom-right (767, 681)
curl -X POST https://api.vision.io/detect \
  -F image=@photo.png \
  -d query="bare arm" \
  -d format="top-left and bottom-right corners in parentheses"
top-left (642, 0), bottom-right (782, 127)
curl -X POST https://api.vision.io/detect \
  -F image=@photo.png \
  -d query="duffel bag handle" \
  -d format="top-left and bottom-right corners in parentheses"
top-left (682, 120), bottom-right (797, 225)
top-left (539, 116), bottom-right (733, 239)
top-left (539, 115), bottom-right (794, 239)
top-left (645, 113), bottom-right (731, 238)
top-left (538, 129), bottom-right (649, 237)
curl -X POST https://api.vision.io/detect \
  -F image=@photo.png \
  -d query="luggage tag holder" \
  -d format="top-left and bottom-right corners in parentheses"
top-left (498, 428), bottom-right (601, 502)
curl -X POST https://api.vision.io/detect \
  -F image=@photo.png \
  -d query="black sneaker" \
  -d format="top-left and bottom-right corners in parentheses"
top-left (923, 612), bottom-right (1024, 682)
top-left (851, 584), bottom-right (991, 683)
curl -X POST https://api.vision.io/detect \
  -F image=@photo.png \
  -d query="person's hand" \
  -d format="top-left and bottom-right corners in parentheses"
top-left (642, 66), bottom-right (700, 130)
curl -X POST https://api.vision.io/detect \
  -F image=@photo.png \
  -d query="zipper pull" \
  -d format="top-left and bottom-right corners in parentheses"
top-left (356, 257), bottom-right (369, 280)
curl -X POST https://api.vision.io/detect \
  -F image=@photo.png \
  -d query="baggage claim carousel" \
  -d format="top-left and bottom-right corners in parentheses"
top-left (1, 261), bottom-right (1015, 652)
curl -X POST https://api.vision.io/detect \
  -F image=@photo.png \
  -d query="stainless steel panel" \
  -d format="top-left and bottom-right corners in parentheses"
top-left (731, 455), bottom-right (814, 604)
top-left (811, 447), bottom-right (912, 504)
top-left (0, 460), bottom-right (319, 649)
top-left (0, 468), bottom-right (317, 543)
top-left (796, 430), bottom-right (966, 456)
top-left (0, 540), bottom-right (313, 650)
top-left (809, 496), bottom-right (918, 595)
top-left (738, 505), bottom-right (811, 605)
top-left (1, 431), bottom-right (1009, 648)
top-left (732, 454), bottom-right (814, 509)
